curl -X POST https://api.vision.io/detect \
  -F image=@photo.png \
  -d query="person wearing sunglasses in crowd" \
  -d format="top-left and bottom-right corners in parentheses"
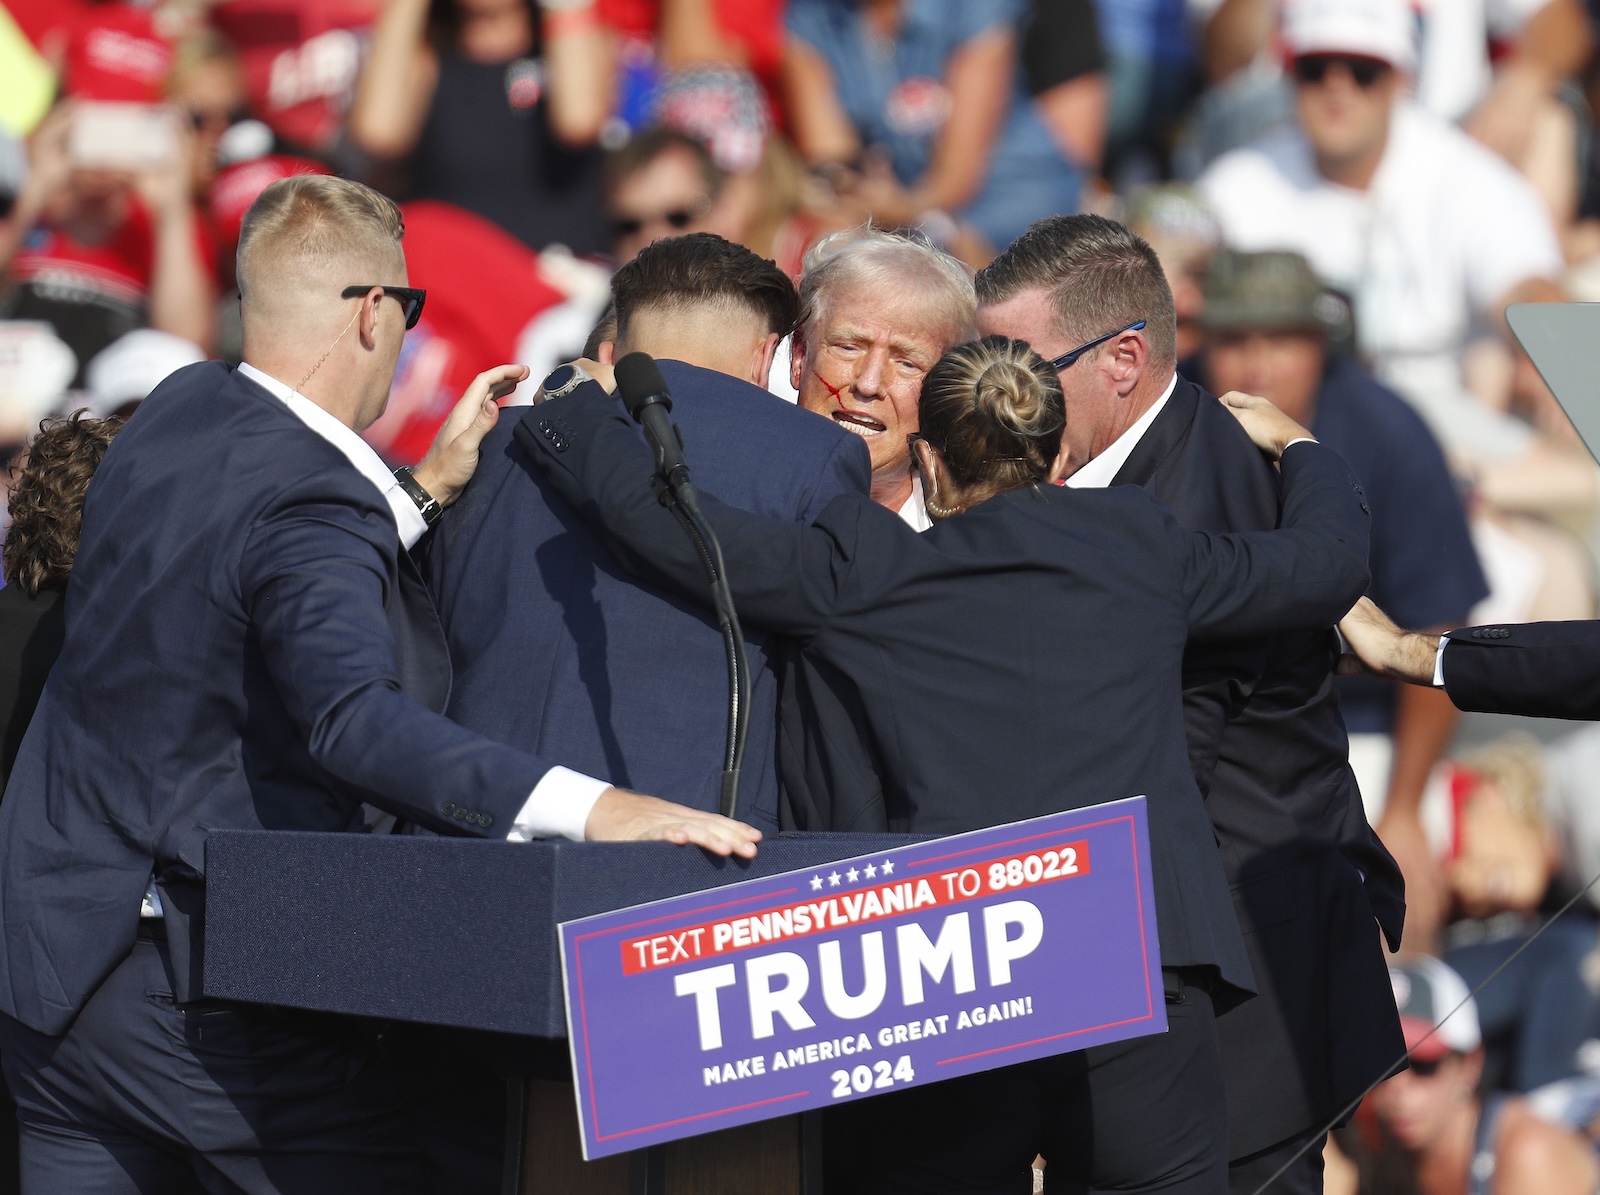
top-left (605, 128), bottom-right (731, 264)
top-left (1334, 958), bottom-right (1598, 1195)
top-left (975, 213), bottom-right (1406, 1195)
top-left (521, 330), bottom-right (1374, 1194)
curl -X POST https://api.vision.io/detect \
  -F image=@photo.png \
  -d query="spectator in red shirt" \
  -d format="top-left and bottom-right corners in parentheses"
top-left (0, 102), bottom-right (214, 379)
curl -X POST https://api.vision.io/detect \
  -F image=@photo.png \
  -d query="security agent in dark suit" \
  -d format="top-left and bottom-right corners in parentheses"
top-left (0, 177), bottom-right (758, 1195)
top-left (430, 234), bottom-right (870, 833)
top-left (520, 335), bottom-right (1373, 1195)
top-left (1339, 596), bottom-right (1600, 720)
top-left (976, 215), bottom-right (1405, 1194)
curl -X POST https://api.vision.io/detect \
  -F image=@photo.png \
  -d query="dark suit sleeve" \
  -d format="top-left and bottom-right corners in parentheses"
top-left (1178, 441), bottom-right (1372, 641)
top-left (238, 475), bottom-right (550, 837)
top-left (1442, 622), bottom-right (1600, 720)
top-left (799, 433), bottom-right (873, 522)
top-left (520, 395), bottom-right (868, 643)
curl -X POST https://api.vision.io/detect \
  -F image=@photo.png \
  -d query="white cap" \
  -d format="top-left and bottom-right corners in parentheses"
top-left (1282, 0), bottom-right (1417, 72)
top-left (1389, 957), bottom-right (1481, 1059)
top-left (83, 329), bottom-right (205, 418)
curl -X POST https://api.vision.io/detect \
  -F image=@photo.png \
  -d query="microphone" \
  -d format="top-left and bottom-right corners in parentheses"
top-left (615, 352), bottom-right (691, 493)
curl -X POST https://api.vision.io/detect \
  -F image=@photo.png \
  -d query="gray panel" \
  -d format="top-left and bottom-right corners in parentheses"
top-left (1506, 303), bottom-right (1600, 466)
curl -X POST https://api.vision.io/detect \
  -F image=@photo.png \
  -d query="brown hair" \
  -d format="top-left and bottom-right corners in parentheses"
top-left (975, 214), bottom-right (1178, 371)
top-left (611, 232), bottom-right (798, 340)
top-left (4, 411), bottom-right (123, 596)
top-left (918, 336), bottom-right (1064, 512)
top-left (605, 128), bottom-right (725, 199)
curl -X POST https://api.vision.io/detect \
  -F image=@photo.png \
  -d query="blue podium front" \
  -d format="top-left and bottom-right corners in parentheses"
top-left (201, 831), bottom-right (918, 1195)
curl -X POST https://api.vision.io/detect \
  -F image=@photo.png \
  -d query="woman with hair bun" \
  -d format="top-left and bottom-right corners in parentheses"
top-left (523, 336), bottom-right (1371, 1195)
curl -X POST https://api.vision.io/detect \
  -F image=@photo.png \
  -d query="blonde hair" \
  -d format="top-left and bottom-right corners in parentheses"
top-left (236, 175), bottom-right (405, 306)
top-left (918, 336), bottom-right (1064, 510)
top-left (797, 225), bottom-right (975, 350)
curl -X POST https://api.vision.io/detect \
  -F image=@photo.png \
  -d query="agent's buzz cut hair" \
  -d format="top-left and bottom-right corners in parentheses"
top-left (796, 225), bottom-right (975, 351)
top-left (975, 215), bottom-right (1178, 371)
top-left (236, 175), bottom-right (406, 306)
top-left (610, 233), bottom-right (798, 341)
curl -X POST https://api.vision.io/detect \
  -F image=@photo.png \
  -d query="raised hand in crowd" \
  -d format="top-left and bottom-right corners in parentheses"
top-left (128, 119), bottom-right (213, 354)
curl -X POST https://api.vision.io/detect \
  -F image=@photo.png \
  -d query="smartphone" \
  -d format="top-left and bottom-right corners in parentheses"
top-left (70, 103), bottom-right (178, 170)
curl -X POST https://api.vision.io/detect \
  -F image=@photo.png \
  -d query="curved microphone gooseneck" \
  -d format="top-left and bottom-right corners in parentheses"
top-left (614, 353), bottom-right (750, 821)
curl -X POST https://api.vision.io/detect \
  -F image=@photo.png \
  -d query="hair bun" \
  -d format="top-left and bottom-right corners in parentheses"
top-left (973, 357), bottom-right (1051, 438)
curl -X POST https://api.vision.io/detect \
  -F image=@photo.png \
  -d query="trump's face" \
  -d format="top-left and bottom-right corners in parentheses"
top-left (794, 279), bottom-right (958, 509)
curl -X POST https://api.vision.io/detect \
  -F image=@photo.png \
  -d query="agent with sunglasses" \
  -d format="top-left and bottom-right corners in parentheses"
top-left (976, 213), bottom-right (1406, 1195)
top-left (0, 175), bottom-right (759, 1195)
top-left (521, 333), bottom-right (1374, 1195)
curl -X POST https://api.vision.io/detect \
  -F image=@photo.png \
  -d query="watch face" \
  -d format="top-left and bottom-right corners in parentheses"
top-left (543, 364), bottom-right (577, 394)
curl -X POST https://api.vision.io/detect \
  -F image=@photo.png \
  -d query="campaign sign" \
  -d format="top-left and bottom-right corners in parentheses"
top-left (559, 796), bottom-right (1163, 1159)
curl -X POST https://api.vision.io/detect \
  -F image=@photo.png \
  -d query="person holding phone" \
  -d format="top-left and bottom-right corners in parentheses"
top-left (0, 100), bottom-right (214, 381)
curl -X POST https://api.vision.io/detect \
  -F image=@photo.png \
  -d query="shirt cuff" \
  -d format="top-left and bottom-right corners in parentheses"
top-left (507, 765), bottom-right (610, 842)
top-left (385, 486), bottom-right (430, 551)
top-left (1283, 437), bottom-right (1318, 452)
top-left (1433, 635), bottom-right (1449, 688)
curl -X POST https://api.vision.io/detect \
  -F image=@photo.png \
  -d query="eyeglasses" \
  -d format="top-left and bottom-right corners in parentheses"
top-left (1048, 320), bottom-right (1146, 371)
top-left (611, 205), bottom-right (706, 239)
top-left (188, 105), bottom-right (252, 131)
top-left (1292, 54), bottom-right (1391, 88)
top-left (341, 285), bottom-right (427, 330)
top-left (1405, 1055), bottom-right (1455, 1079)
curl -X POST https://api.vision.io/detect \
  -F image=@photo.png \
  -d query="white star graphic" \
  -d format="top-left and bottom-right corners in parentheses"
top-left (863, 863), bottom-right (877, 879)
top-left (810, 874), bottom-right (824, 891)
top-left (846, 867), bottom-right (860, 883)
top-left (828, 871), bottom-right (842, 887)
top-left (881, 860), bottom-right (895, 876)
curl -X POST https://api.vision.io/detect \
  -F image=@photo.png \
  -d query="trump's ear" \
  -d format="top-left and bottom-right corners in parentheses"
top-left (790, 334), bottom-right (807, 392)
top-left (751, 333), bottom-right (781, 389)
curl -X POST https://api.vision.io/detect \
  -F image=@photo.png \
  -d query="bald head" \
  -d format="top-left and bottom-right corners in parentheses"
top-left (237, 175), bottom-right (407, 335)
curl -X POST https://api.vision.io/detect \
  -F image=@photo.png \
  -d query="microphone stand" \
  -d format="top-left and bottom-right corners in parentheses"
top-left (658, 480), bottom-right (749, 821)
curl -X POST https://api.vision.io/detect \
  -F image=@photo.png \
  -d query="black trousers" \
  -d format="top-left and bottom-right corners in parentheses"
top-left (1226, 1126), bottom-right (1326, 1195)
top-left (0, 940), bottom-right (430, 1195)
top-left (826, 976), bottom-right (1227, 1195)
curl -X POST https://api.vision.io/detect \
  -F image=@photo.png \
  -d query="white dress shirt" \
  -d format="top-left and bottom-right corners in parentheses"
top-left (237, 363), bottom-right (607, 844)
top-left (1064, 373), bottom-right (1178, 490)
top-left (897, 474), bottom-right (932, 532)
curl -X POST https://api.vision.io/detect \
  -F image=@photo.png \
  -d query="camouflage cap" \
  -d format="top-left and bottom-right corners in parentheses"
top-left (1202, 249), bottom-right (1348, 336)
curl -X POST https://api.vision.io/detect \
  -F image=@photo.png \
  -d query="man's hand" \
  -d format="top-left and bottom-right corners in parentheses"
top-left (585, 788), bottom-right (762, 858)
top-left (1337, 597), bottom-right (1440, 685)
top-left (530, 358), bottom-right (615, 404)
top-left (412, 363), bottom-right (529, 507)
top-left (1218, 390), bottom-right (1314, 459)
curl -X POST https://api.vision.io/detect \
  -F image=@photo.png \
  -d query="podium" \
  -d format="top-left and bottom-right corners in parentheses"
top-left (202, 831), bottom-right (918, 1194)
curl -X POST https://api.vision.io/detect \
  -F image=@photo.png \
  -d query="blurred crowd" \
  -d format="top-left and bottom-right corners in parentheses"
top-left (7, 0), bottom-right (1600, 1191)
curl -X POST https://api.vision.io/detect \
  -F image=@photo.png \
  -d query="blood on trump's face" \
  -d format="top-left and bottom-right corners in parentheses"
top-left (794, 281), bottom-right (958, 509)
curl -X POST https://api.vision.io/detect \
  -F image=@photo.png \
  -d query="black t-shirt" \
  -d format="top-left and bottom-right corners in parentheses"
top-left (1020, 0), bottom-right (1106, 96)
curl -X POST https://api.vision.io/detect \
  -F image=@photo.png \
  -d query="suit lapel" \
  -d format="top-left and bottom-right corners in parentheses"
top-left (1108, 378), bottom-right (1202, 489)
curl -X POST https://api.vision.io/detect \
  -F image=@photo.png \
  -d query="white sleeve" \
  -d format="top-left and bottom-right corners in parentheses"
top-left (1460, 151), bottom-right (1564, 312)
top-left (384, 488), bottom-right (430, 551)
top-left (1433, 636), bottom-right (1450, 688)
top-left (507, 765), bottom-right (610, 842)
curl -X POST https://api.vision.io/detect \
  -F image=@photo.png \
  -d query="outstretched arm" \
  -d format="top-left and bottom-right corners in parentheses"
top-left (1180, 394), bottom-right (1372, 639)
top-left (518, 389), bottom-right (867, 642)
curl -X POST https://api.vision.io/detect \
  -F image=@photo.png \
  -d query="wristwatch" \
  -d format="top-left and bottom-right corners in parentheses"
top-left (540, 363), bottom-right (593, 401)
top-left (392, 466), bottom-right (444, 528)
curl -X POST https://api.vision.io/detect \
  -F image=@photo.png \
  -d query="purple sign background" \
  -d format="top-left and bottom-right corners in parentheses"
top-left (559, 796), bottom-right (1163, 1159)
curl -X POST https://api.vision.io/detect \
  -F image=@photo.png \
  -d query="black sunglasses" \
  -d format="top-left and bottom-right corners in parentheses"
top-left (342, 285), bottom-right (427, 330)
top-left (1292, 54), bottom-right (1391, 88)
top-left (1049, 320), bottom-right (1146, 372)
top-left (611, 208), bottom-right (701, 239)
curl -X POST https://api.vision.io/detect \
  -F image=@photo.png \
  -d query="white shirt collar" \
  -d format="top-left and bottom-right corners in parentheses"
top-left (897, 473), bottom-right (932, 532)
top-left (236, 362), bottom-right (427, 548)
top-left (1064, 372), bottom-right (1179, 490)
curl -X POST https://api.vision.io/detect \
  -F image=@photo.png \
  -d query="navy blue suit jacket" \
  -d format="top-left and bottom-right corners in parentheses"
top-left (428, 361), bottom-right (870, 832)
top-left (1112, 377), bottom-right (1406, 1155)
top-left (523, 392), bottom-right (1374, 997)
top-left (0, 363), bottom-right (552, 1034)
top-left (1443, 621), bottom-right (1600, 719)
